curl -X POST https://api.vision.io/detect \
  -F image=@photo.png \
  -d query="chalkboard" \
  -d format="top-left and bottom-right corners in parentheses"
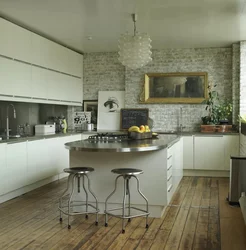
top-left (120, 109), bottom-right (149, 129)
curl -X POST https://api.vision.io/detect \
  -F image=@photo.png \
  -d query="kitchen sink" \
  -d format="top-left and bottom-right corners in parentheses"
top-left (0, 134), bottom-right (21, 140)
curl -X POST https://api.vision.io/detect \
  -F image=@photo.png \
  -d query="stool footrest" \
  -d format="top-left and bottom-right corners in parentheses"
top-left (105, 206), bottom-right (149, 219)
top-left (59, 203), bottom-right (99, 216)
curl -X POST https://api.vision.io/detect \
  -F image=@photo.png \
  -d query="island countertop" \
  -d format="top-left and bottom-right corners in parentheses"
top-left (65, 134), bottom-right (180, 152)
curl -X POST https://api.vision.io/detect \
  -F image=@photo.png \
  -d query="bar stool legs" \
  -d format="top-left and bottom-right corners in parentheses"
top-left (59, 168), bottom-right (99, 229)
top-left (105, 171), bottom-right (149, 234)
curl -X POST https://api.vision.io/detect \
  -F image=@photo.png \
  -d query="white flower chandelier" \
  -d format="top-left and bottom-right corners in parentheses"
top-left (118, 14), bottom-right (152, 70)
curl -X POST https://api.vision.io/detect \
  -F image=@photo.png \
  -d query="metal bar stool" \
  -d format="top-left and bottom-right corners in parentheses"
top-left (104, 168), bottom-right (149, 233)
top-left (58, 167), bottom-right (99, 229)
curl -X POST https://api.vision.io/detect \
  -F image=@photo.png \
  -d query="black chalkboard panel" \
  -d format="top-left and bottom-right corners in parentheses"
top-left (120, 109), bottom-right (149, 129)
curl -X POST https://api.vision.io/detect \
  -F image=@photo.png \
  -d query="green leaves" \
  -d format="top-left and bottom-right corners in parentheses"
top-left (201, 84), bottom-right (232, 125)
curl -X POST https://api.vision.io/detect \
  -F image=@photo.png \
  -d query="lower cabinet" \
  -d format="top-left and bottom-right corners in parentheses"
top-left (194, 135), bottom-right (224, 170)
top-left (0, 134), bottom-right (82, 198)
top-left (183, 134), bottom-right (240, 171)
top-left (183, 136), bottom-right (194, 170)
top-left (166, 138), bottom-right (183, 203)
top-left (0, 144), bottom-right (7, 195)
top-left (6, 142), bottom-right (28, 193)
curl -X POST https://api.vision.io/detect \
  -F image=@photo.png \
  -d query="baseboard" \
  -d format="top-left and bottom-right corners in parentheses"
top-left (184, 169), bottom-right (230, 177)
top-left (0, 172), bottom-right (69, 204)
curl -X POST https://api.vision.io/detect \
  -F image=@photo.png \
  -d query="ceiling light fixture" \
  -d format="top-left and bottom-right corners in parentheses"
top-left (118, 13), bottom-right (152, 70)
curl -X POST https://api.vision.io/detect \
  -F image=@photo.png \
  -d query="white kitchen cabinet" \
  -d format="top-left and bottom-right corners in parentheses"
top-left (67, 50), bottom-right (83, 77)
top-left (27, 139), bottom-right (53, 184)
top-left (26, 135), bottom-right (82, 185)
top-left (6, 142), bottom-right (27, 192)
top-left (194, 135), bottom-right (224, 170)
top-left (31, 32), bottom-right (83, 77)
top-left (224, 135), bottom-right (240, 170)
top-left (31, 66), bottom-right (48, 99)
top-left (0, 57), bottom-right (32, 97)
top-left (166, 138), bottom-right (183, 203)
top-left (0, 18), bottom-right (32, 63)
top-left (183, 136), bottom-right (194, 169)
top-left (0, 143), bottom-right (7, 195)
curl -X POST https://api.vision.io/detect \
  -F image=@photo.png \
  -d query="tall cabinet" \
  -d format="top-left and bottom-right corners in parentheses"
top-left (0, 17), bottom-right (83, 106)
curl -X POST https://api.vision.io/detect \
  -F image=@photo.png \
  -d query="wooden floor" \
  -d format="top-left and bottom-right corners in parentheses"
top-left (0, 177), bottom-right (246, 250)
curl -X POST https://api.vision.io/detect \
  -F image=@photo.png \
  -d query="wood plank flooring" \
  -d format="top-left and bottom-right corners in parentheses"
top-left (0, 177), bottom-right (245, 250)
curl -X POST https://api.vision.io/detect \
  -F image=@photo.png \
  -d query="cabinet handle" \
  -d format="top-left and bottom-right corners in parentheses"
top-left (168, 184), bottom-right (173, 192)
top-left (167, 165), bottom-right (172, 171)
top-left (167, 175), bottom-right (172, 181)
top-left (168, 155), bottom-right (172, 160)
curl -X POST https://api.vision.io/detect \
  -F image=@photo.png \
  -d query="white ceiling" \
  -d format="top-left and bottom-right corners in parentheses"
top-left (0, 0), bottom-right (246, 53)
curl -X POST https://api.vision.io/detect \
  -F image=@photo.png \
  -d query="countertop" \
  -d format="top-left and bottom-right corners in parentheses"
top-left (0, 129), bottom-right (239, 144)
top-left (65, 134), bottom-right (180, 153)
top-left (0, 131), bottom-right (86, 144)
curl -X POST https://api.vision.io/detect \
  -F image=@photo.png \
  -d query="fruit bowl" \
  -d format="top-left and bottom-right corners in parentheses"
top-left (152, 132), bottom-right (159, 139)
top-left (128, 131), bottom-right (152, 140)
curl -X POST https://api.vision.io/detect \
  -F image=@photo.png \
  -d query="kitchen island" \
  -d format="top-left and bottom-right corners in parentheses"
top-left (65, 135), bottom-right (183, 217)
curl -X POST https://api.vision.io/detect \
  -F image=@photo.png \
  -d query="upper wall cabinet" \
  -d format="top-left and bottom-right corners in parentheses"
top-left (0, 18), bottom-right (83, 105)
top-left (0, 18), bottom-right (83, 77)
top-left (0, 18), bottom-right (32, 63)
top-left (31, 33), bottom-right (82, 77)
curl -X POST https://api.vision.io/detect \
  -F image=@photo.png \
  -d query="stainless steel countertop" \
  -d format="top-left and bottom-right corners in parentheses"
top-left (65, 135), bottom-right (180, 153)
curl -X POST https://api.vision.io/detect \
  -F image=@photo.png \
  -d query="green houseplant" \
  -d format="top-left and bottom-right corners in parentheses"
top-left (201, 84), bottom-right (232, 125)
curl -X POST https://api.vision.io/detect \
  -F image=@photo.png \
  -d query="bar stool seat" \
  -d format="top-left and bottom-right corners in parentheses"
top-left (111, 168), bottom-right (143, 175)
top-left (58, 167), bottom-right (99, 229)
top-left (104, 168), bottom-right (149, 233)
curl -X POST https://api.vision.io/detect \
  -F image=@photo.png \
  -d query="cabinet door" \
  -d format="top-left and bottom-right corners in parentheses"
top-left (0, 57), bottom-right (32, 97)
top-left (6, 142), bottom-right (27, 192)
top-left (224, 135), bottom-right (240, 170)
top-left (31, 66), bottom-right (48, 99)
top-left (27, 139), bottom-right (59, 184)
top-left (194, 136), bottom-right (224, 170)
top-left (0, 18), bottom-right (32, 63)
top-left (69, 77), bottom-right (83, 103)
top-left (183, 136), bottom-right (194, 169)
top-left (31, 33), bottom-right (51, 69)
top-left (0, 143), bottom-right (7, 195)
top-left (67, 50), bottom-right (83, 77)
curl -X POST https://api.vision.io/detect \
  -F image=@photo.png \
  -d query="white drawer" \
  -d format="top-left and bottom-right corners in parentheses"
top-left (167, 146), bottom-right (173, 158)
top-left (167, 162), bottom-right (173, 176)
top-left (167, 154), bottom-right (172, 166)
top-left (167, 182), bottom-right (173, 203)
top-left (167, 173), bottom-right (173, 187)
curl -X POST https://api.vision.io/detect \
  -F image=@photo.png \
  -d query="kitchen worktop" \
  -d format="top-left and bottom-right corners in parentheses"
top-left (0, 131), bottom-right (85, 144)
top-left (65, 134), bottom-right (180, 152)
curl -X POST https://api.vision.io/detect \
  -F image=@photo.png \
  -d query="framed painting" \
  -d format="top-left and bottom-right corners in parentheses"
top-left (83, 100), bottom-right (98, 124)
top-left (141, 72), bottom-right (208, 104)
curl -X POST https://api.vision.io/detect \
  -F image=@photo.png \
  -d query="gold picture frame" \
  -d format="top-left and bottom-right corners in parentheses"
top-left (140, 72), bottom-right (208, 104)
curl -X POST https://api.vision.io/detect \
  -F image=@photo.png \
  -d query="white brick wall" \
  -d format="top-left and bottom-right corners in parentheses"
top-left (84, 48), bottom-right (232, 132)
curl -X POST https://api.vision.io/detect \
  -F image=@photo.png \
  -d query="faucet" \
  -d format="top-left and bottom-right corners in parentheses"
top-left (179, 107), bottom-right (186, 133)
top-left (6, 104), bottom-right (16, 140)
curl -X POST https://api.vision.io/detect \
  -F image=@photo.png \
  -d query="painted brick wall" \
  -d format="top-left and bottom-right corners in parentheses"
top-left (84, 48), bottom-right (232, 132)
top-left (232, 44), bottom-right (240, 124)
top-left (240, 41), bottom-right (246, 154)
top-left (83, 53), bottom-right (125, 100)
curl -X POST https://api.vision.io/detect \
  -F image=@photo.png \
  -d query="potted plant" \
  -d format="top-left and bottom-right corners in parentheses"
top-left (201, 84), bottom-right (219, 125)
top-left (201, 84), bottom-right (233, 132)
top-left (216, 99), bottom-right (232, 124)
